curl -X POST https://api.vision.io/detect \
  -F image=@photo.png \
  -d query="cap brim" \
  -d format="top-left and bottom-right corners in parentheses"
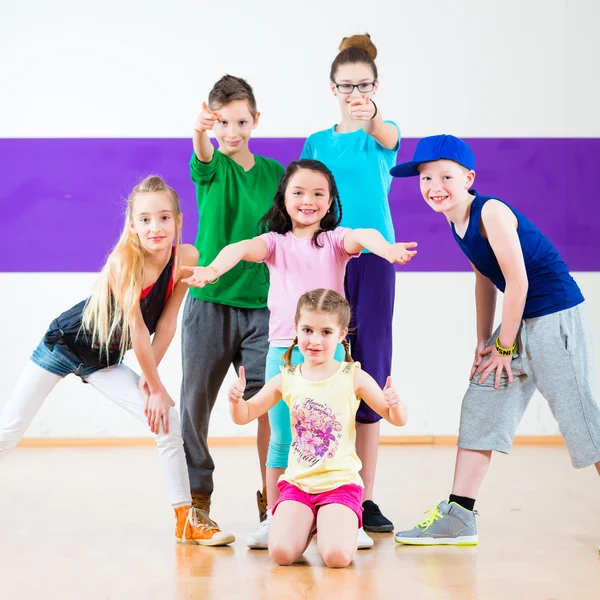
top-left (390, 161), bottom-right (422, 178)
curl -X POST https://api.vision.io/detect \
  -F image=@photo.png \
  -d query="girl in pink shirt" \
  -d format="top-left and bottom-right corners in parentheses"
top-left (183, 159), bottom-right (416, 548)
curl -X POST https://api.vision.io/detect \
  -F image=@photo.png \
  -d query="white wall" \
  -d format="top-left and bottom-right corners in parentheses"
top-left (1, 0), bottom-right (599, 138)
top-left (1, 0), bottom-right (599, 438)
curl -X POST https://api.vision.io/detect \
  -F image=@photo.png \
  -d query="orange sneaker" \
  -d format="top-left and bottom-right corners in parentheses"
top-left (174, 505), bottom-right (235, 546)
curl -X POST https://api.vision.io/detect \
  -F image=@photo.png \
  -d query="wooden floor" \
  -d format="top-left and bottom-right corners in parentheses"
top-left (1, 445), bottom-right (598, 600)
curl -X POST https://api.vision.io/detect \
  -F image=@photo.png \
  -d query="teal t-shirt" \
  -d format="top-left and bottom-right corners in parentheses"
top-left (300, 122), bottom-right (400, 248)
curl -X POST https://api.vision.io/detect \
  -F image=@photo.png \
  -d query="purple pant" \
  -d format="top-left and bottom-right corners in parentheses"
top-left (345, 253), bottom-right (396, 423)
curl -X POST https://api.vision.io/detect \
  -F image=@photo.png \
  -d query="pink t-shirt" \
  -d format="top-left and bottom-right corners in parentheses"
top-left (259, 227), bottom-right (359, 343)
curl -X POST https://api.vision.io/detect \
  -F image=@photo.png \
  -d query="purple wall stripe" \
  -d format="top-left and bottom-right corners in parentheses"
top-left (1, 138), bottom-right (599, 272)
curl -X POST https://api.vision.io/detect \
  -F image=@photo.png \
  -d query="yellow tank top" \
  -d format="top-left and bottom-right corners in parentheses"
top-left (279, 361), bottom-right (363, 493)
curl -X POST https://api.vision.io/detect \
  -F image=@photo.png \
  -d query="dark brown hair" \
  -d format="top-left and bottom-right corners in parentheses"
top-left (330, 34), bottom-right (378, 82)
top-left (282, 289), bottom-right (353, 367)
top-left (260, 160), bottom-right (342, 248)
top-left (208, 74), bottom-right (257, 117)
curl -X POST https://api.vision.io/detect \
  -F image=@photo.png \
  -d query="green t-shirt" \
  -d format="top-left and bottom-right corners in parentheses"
top-left (189, 150), bottom-right (284, 308)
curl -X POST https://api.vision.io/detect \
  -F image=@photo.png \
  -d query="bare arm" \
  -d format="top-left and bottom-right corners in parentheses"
top-left (343, 228), bottom-right (417, 265)
top-left (353, 369), bottom-right (408, 426)
top-left (364, 117), bottom-right (399, 151)
top-left (182, 238), bottom-right (269, 286)
top-left (347, 98), bottom-right (399, 150)
top-left (228, 369), bottom-right (283, 425)
top-left (471, 262), bottom-right (498, 346)
top-left (481, 201), bottom-right (528, 349)
top-left (149, 244), bottom-right (199, 365)
top-left (193, 102), bottom-right (222, 163)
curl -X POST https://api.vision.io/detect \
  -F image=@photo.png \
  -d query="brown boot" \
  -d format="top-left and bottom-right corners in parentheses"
top-left (174, 505), bottom-right (235, 546)
top-left (256, 487), bottom-right (268, 523)
top-left (191, 492), bottom-right (211, 515)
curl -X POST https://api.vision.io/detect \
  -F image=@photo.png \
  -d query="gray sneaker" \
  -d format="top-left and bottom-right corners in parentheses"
top-left (395, 501), bottom-right (478, 546)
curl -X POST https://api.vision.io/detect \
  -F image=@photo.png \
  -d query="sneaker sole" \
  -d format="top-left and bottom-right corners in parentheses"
top-left (363, 524), bottom-right (394, 533)
top-left (246, 542), bottom-right (268, 550)
top-left (394, 535), bottom-right (478, 546)
top-left (176, 533), bottom-right (236, 546)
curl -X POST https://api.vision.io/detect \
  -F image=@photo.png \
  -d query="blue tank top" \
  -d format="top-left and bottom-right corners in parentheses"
top-left (452, 192), bottom-right (584, 319)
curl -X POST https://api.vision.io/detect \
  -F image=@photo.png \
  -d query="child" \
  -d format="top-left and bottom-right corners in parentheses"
top-left (228, 289), bottom-right (408, 568)
top-left (183, 159), bottom-right (416, 549)
top-left (0, 175), bottom-right (234, 546)
top-left (183, 75), bottom-right (285, 527)
top-left (390, 134), bottom-right (600, 547)
top-left (300, 33), bottom-right (401, 533)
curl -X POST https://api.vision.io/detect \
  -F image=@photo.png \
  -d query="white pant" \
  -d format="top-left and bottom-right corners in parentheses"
top-left (0, 361), bottom-right (192, 506)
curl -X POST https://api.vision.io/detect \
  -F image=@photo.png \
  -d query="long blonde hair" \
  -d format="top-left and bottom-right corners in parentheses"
top-left (282, 289), bottom-right (353, 367)
top-left (82, 175), bottom-right (182, 361)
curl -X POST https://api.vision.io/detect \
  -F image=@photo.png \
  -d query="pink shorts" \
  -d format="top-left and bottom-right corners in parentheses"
top-left (273, 481), bottom-right (364, 528)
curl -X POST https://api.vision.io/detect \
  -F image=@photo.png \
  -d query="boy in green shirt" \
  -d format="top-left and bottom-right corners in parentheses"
top-left (181, 75), bottom-right (284, 538)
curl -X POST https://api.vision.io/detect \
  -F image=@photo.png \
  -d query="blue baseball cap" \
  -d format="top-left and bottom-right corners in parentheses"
top-left (390, 134), bottom-right (475, 178)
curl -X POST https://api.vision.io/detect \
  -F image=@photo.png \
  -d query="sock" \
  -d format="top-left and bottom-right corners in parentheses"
top-left (449, 494), bottom-right (476, 512)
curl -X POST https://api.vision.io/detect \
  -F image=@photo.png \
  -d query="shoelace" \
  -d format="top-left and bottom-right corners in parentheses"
top-left (187, 507), bottom-right (220, 532)
top-left (416, 505), bottom-right (443, 529)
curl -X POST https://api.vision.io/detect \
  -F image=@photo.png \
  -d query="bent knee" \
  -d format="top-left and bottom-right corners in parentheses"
top-left (321, 546), bottom-right (354, 569)
top-left (269, 544), bottom-right (297, 566)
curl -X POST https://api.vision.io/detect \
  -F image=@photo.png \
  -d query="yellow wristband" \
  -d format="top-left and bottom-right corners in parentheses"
top-left (495, 336), bottom-right (516, 356)
top-left (207, 266), bottom-right (220, 284)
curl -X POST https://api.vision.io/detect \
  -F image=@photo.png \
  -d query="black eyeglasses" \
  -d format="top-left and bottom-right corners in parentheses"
top-left (333, 82), bottom-right (376, 94)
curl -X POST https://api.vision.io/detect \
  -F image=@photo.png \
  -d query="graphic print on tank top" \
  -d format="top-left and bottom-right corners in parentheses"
top-left (291, 397), bottom-right (343, 466)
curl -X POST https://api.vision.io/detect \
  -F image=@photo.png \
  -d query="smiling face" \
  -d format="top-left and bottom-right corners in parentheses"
top-left (418, 160), bottom-right (476, 213)
top-left (284, 168), bottom-right (332, 232)
top-left (130, 190), bottom-right (181, 253)
top-left (296, 309), bottom-right (347, 365)
top-left (211, 99), bottom-right (258, 155)
top-left (331, 62), bottom-right (378, 114)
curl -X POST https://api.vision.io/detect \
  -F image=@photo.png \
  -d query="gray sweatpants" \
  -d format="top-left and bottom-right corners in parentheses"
top-left (459, 303), bottom-right (600, 468)
top-left (181, 296), bottom-right (269, 494)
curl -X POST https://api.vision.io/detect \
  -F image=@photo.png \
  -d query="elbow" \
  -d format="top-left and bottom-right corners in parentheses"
top-left (392, 406), bottom-right (408, 427)
top-left (507, 278), bottom-right (529, 301)
top-left (230, 410), bottom-right (247, 426)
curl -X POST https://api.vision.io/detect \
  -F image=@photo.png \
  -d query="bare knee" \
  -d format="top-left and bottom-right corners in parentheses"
top-left (321, 545), bottom-right (354, 568)
top-left (269, 544), bottom-right (298, 566)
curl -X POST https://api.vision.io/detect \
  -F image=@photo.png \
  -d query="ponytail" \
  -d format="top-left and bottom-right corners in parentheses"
top-left (282, 337), bottom-right (298, 367)
top-left (341, 338), bottom-right (353, 363)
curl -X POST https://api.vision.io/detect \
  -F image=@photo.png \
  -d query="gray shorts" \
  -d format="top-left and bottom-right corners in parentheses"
top-left (458, 302), bottom-right (600, 468)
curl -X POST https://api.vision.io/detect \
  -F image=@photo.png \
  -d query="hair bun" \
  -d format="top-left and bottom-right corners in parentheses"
top-left (339, 34), bottom-right (377, 60)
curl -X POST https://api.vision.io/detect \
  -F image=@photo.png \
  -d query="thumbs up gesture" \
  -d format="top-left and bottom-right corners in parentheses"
top-left (383, 376), bottom-right (400, 408)
top-left (228, 366), bottom-right (247, 404)
top-left (195, 101), bottom-right (223, 132)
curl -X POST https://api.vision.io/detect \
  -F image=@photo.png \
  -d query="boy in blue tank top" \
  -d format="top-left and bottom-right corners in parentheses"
top-left (390, 135), bottom-right (600, 549)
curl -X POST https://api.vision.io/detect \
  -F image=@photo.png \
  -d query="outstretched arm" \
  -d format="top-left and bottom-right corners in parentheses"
top-left (193, 101), bottom-right (221, 163)
top-left (343, 228), bottom-right (417, 265)
top-left (347, 97), bottom-right (399, 150)
top-left (353, 369), bottom-right (407, 426)
top-left (182, 237), bottom-right (269, 287)
top-left (228, 368), bottom-right (283, 424)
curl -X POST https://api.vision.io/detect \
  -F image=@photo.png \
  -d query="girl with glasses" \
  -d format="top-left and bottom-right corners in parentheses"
top-left (300, 33), bottom-right (403, 544)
